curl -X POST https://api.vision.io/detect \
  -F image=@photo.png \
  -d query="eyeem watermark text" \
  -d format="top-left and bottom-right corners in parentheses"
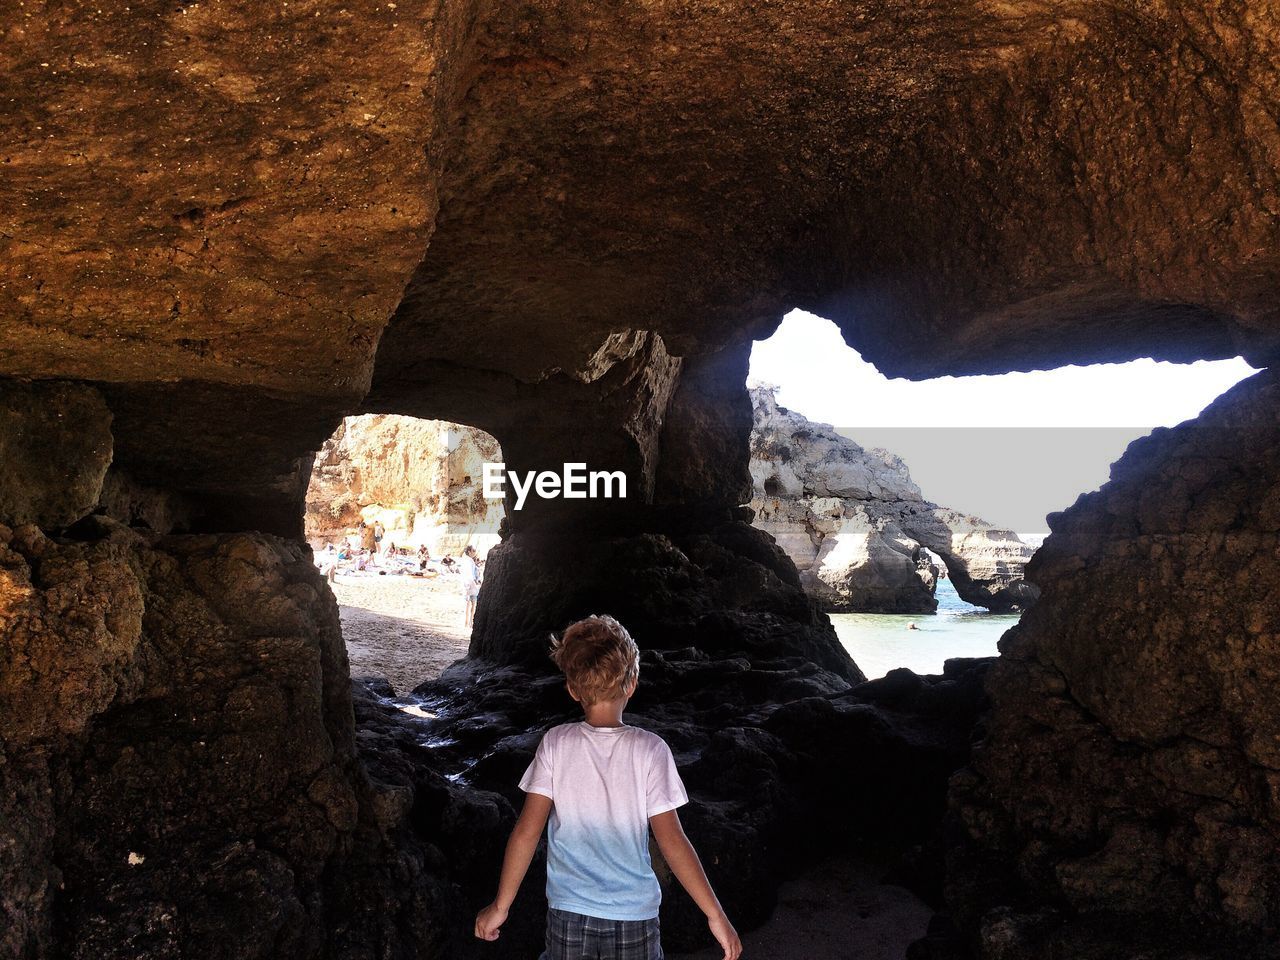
top-left (483, 462), bottom-right (627, 511)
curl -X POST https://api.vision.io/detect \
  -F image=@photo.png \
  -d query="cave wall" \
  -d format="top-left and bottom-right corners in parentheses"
top-left (372, 0), bottom-right (1280, 413)
top-left (813, 3), bottom-right (1280, 378)
top-left (946, 367), bottom-right (1280, 958)
top-left (0, 0), bottom-right (486, 529)
top-left (0, 384), bottom-right (450, 958)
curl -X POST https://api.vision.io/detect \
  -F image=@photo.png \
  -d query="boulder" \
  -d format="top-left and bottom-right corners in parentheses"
top-left (802, 512), bottom-right (939, 613)
top-left (469, 520), bottom-right (860, 681)
top-left (0, 380), bottom-right (112, 529)
top-left (0, 521), bottom-right (452, 959)
top-left (942, 368), bottom-right (1280, 958)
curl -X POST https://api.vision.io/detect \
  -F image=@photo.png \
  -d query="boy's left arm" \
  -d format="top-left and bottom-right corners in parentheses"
top-left (650, 809), bottom-right (742, 960)
top-left (475, 792), bottom-right (553, 941)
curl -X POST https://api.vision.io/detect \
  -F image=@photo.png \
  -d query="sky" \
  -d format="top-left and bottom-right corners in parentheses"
top-left (748, 310), bottom-right (1259, 533)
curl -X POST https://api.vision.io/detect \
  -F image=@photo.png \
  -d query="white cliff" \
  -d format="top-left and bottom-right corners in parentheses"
top-left (305, 415), bottom-right (504, 559)
top-left (749, 386), bottom-right (1038, 613)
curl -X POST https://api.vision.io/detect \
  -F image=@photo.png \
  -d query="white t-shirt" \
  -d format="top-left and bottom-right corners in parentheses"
top-left (459, 555), bottom-right (480, 596)
top-left (519, 721), bottom-right (688, 921)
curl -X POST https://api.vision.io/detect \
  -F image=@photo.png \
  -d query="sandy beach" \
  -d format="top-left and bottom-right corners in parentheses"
top-left (330, 569), bottom-right (472, 694)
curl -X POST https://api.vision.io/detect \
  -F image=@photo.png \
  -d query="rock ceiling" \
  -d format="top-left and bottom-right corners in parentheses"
top-left (3, 0), bottom-right (1279, 510)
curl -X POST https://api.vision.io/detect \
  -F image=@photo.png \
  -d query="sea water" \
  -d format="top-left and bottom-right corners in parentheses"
top-left (830, 577), bottom-right (1021, 680)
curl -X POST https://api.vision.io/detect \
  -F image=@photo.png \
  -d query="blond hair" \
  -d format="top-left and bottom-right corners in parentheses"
top-left (550, 615), bottom-right (640, 706)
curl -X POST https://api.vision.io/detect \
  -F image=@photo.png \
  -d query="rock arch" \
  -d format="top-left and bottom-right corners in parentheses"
top-left (748, 384), bottom-right (1039, 613)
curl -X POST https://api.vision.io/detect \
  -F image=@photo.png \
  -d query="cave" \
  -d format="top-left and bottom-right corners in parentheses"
top-left (3, 3), bottom-right (1280, 959)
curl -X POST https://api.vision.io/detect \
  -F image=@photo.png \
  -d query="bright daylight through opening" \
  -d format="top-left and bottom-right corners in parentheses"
top-left (746, 310), bottom-right (1258, 677)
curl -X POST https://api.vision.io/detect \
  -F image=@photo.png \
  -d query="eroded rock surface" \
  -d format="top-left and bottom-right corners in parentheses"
top-left (945, 368), bottom-right (1280, 959)
top-left (750, 387), bottom-right (1038, 613)
top-left (4, 2), bottom-right (1280, 958)
top-left (371, 0), bottom-right (1280, 415)
top-left (0, 520), bottom-right (450, 959)
top-left (471, 520), bottom-right (857, 676)
top-left (7, 2), bottom-right (1280, 525)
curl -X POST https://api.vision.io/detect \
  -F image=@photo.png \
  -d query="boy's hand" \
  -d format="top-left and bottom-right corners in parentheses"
top-left (474, 902), bottom-right (509, 941)
top-left (708, 910), bottom-right (742, 960)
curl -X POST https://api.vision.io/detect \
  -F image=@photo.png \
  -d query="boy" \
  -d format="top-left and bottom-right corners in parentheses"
top-left (475, 615), bottom-right (742, 960)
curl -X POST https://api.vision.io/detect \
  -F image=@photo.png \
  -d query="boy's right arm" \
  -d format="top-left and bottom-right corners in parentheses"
top-left (650, 810), bottom-right (742, 960)
top-left (474, 792), bottom-right (553, 941)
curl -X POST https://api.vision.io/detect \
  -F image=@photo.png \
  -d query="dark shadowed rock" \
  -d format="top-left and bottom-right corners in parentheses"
top-left (0, 381), bottom-right (112, 529)
top-left (352, 646), bottom-right (993, 956)
top-left (0, 521), bottom-right (455, 959)
top-left (943, 368), bottom-right (1280, 959)
top-left (469, 520), bottom-right (860, 682)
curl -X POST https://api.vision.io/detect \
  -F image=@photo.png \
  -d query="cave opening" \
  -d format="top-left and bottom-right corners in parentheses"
top-left (304, 413), bottom-right (506, 696)
top-left (747, 309), bottom-right (1259, 678)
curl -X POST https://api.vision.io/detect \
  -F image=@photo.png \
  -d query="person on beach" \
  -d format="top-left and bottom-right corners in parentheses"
top-left (460, 544), bottom-right (482, 627)
top-left (318, 544), bottom-right (338, 583)
top-left (474, 615), bottom-right (742, 960)
top-left (417, 545), bottom-right (439, 576)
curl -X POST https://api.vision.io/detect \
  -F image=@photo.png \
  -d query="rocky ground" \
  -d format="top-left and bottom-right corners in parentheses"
top-left (330, 564), bottom-right (943, 960)
top-left (331, 571), bottom-right (472, 694)
top-left (668, 857), bottom-right (932, 960)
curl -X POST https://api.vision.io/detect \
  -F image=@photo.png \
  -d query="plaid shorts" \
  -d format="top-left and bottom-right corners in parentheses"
top-left (539, 907), bottom-right (664, 960)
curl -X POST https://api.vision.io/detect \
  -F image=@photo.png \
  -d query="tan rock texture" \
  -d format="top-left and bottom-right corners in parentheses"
top-left (305, 413), bottom-right (504, 556)
top-left (946, 368), bottom-right (1280, 957)
top-left (0, 0), bottom-right (485, 530)
top-left (749, 387), bottom-right (1038, 613)
top-left (371, 0), bottom-right (1280, 403)
top-left (6, 1), bottom-right (1280, 526)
